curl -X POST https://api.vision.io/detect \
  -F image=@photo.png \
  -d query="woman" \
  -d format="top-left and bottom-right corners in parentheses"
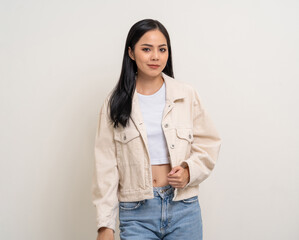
top-left (92, 19), bottom-right (221, 240)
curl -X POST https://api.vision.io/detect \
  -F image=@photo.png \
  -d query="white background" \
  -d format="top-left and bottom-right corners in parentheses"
top-left (0, 1), bottom-right (298, 239)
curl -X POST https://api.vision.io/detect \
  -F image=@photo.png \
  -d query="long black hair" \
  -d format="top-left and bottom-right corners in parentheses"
top-left (108, 19), bottom-right (174, 128)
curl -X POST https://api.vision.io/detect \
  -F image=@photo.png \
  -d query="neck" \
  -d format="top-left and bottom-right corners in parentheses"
top-left (135, 72), bottom-right (164, 95)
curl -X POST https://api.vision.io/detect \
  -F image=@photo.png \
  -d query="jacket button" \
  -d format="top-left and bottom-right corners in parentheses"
top-left (170, 144), bottom-right (175, 149)
top-left (123, 135), bottom-right (126, 140)
top-left (189, 134), bottom-right (192, 139)
top-left (164, 123), bottom-right (168, 128)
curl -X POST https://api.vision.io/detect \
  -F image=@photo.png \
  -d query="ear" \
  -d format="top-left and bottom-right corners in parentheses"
top-left (128, 47), bottom-right (135, 61)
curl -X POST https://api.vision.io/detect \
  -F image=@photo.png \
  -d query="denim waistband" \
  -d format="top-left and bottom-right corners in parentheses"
top-left (153, 184), bottom-right (174, 198)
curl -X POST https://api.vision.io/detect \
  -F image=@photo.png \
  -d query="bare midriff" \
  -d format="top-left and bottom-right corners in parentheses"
top-left (151, 164), bottom-right (172, 187)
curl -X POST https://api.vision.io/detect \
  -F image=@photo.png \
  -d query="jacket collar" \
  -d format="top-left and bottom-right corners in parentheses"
top-left (130, 72), bottom-right (186, 129)
top-left (132, 71), bottom-right (186, 104)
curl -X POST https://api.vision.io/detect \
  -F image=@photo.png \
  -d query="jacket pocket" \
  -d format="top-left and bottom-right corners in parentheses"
top-left (114, 127), bottom-right (145, 190)
top-left (119, 200), bottom-right (145, 210)
top-left (182, 195), bottom-right (198, 203)
top-left (114, 127), bottom-right (143, 165)
top-left (175, 127), bottom-right (193, 165)
top-left (114, 128), bottom-right (140, 143)
top-left (176, 128), bottom-right (194, 143)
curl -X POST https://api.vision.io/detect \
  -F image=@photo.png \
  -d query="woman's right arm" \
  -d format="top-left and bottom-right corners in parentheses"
top-left (92, 96), bottom-right (119, 237)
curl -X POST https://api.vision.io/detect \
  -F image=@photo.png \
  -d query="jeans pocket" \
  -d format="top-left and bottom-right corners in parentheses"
top-left (119, 200), bottom-right (145, 210)
top-left (182, 195), bottom-right (198, 203)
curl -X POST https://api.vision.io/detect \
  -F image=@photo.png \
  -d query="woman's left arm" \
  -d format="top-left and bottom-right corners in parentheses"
top-left (179, 88), bottom-right (222, 188)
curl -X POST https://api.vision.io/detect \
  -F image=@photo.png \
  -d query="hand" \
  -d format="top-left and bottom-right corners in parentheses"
top-left (96, 227), bottom-right (114, 240)
top-left (167, 165), bottom-right (190, 188)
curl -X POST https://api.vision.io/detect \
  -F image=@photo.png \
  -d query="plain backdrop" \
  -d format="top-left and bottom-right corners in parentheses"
top-left (0, 1), bottom-right (298, 240)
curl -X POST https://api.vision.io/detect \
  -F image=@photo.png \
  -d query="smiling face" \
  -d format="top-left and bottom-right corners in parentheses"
top-left (128, 29), bottom-right (169, 78)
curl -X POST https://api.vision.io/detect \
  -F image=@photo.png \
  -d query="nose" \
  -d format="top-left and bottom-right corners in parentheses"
top-left (151, 49), bottom-right (159, 61)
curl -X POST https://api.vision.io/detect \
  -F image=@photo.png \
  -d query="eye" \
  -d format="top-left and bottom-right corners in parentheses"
top-left (160, 48), bottom-right (167, 52)
top-left (142, 48), bottom-right (150, 52)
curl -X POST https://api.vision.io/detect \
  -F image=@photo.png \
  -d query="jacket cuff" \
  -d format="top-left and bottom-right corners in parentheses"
top-left (96, 216), bottom-right (117, 233)
top-left (180, 153), bottom-right (214, 187)
top-left (180, 162), bottom-right (191, 189)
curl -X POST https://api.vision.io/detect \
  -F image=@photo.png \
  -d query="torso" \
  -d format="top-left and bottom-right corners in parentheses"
top-left (136, 75), bottom-right (171, 187)
top-left (151, 164), bottom-right (172, 187)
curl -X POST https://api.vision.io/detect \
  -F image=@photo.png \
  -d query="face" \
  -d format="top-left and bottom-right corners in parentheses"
top-left (128, 29), bottom-right (169, 78)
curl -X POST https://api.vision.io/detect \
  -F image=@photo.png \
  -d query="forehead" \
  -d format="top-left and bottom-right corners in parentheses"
top-left (137, 30), bottom-right (167, 45)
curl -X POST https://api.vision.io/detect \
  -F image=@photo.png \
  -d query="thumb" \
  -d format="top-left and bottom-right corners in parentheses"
top-left (168, 166), bottom-right (181, 176)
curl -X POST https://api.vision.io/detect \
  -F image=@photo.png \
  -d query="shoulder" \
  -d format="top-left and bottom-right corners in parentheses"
top-left (97, 89), bottom-right (114, 116)
top-left (176, 77), bottom-right (198, 94)
top-left (163, 72), bottom-right (201, 101)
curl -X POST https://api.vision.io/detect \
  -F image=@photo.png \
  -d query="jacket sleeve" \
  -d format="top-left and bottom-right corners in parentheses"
top-left (91, 97), bottom-right (119, 233)
top-left (181, 88), bottom-right (221, 188)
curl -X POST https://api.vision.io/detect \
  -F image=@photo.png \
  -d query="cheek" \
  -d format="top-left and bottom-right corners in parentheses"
top-left (136, 54), bottom-right (149, 65)
top-left (162, 53), bottom-right (169, 64)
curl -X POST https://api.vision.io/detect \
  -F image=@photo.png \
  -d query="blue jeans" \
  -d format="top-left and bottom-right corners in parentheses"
top-left (119, 184), bottom-right (203, 240)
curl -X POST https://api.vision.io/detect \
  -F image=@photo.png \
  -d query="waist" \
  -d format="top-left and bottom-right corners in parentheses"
top-left (153, 184), bottom-right (174, 197)
top-left (117, 184), bottom-right (199, 202)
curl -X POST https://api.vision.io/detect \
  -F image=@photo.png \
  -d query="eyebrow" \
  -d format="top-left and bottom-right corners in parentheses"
top-left (140, 44), bottom-right (167, 47)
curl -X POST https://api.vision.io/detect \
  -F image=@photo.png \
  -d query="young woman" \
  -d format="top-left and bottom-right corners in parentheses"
top-left (92, 19), bottom-right (221, 240)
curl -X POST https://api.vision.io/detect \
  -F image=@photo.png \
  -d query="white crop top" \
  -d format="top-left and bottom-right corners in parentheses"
top-left (137, 81), bottom-right (170, 165)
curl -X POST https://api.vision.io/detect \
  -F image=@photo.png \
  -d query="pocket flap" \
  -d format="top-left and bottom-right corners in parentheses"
top-left (114, 128), bottom-right (140, 143)
top-left (176, 128), bottom-right (193, 142)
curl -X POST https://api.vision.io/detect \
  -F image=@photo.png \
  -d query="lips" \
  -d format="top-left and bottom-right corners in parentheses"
top-left (148, 64), bottom-right (160, 69)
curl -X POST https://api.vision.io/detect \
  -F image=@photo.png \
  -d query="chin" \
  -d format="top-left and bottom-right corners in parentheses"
top-left (148, 70), bottom-right (162, 75)
top-left (140, 70), bottom-right (161, 78)
top-left (149, 72), bottom-right (162, 78)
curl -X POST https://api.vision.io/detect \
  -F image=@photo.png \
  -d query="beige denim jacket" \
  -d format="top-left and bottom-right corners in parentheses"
top-left (92, 72), bottom-right (221, 232)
